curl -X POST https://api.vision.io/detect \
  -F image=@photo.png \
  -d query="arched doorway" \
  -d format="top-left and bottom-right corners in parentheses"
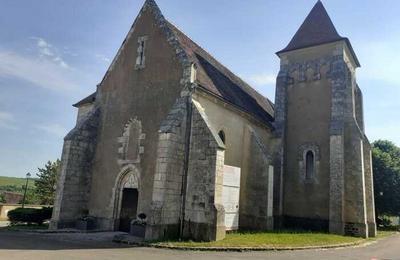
top-left (119, 188), bottom-right (138, 232)
top-left (112, 165), bottom-right (140, 232)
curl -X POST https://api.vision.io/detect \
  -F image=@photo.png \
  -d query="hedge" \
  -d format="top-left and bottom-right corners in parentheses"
top-left (7, 207), bottom-right (53, 225)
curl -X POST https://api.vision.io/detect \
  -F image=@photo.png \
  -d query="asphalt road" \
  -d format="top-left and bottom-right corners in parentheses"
top-left (0, 231), bottom-right (399, 260)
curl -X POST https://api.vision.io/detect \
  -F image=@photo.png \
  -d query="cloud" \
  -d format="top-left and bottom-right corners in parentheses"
top-left (95, 54), bottom-right (111, 63)
top-left (0, 111), bottom-right (17, 129)
top-left (31, 37), bottom-right (70, 69)
top-left (35, 123), bottom-right (68, 138)
top-left (247, 73), bottom-right (276, 86)
top-left (0, 50), bottom-right (80, 92)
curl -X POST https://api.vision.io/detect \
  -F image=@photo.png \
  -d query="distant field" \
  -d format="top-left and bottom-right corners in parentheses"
top-left (0, 176), bottom-right (36, 192)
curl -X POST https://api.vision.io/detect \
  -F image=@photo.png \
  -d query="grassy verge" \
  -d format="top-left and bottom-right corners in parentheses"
top-left (153, 230), bottom-right (397, 248)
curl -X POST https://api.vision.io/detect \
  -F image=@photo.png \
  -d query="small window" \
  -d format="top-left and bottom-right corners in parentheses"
top-left (218, 130), bottom-right (225, 144)
top-left (135, 36), bottom-right (148, 69)
top-left (305, 151), bottom-right (314, 180)
top-left (190, 63), bottom-right (197, 83)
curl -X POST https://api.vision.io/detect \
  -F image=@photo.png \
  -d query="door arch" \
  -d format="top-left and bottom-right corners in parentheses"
top-left (112, 165), bottom-right (141, 231)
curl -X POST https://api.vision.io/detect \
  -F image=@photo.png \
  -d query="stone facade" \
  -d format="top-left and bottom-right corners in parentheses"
top-left (51, 0), bottom-right (376, 241)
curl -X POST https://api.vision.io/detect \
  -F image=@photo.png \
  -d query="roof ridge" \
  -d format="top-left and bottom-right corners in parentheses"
top-left (166, 21), bottom-right (275, 115)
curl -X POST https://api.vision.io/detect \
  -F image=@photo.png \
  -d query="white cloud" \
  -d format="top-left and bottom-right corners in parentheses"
top-left (31, 37), bottom-right (70, 69)
top-left (0, 111), bottom-right (17, 129)
top-left (95, 54), bottom-right (111, 63)
top-left (35, 124), bottom-right (68, 138)
top-left (0, 50), bottom-right (80, 92)
top-left (247, 73), bottom-right (276, 86)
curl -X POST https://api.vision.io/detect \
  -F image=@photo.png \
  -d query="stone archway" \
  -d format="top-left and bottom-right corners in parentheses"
top-left (111, 165), bottom-right (141, 231)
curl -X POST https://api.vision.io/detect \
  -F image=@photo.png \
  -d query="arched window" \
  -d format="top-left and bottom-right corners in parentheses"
top-left (305, 151), bottom-right (314, 180)
top-left (218, 130), bottom-right (225, 144)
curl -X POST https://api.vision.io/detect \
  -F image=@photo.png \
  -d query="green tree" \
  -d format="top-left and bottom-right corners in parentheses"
top-left (372, 140), bottom-right (400, 217)
top-left (35, 160), bottom-right (60, 205)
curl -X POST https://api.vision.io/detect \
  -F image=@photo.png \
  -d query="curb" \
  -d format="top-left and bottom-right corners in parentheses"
top-left (113, 233), bottom-right (400, 252)
top-left (113, 239), bottom-right (366, 252)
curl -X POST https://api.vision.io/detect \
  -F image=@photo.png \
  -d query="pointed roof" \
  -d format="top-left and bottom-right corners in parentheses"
top-left (84, 0), bottom-right (275, 125)
top-left (73, 92), bottom-right (96, 107)
top-left (166, 22), bottom-right (275, 124)
top-left (277, 1), bottom-right (360, 66)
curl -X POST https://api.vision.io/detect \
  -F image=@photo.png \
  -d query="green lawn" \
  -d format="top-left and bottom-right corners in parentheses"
top-left (154, 230), bottom-right (396, 248)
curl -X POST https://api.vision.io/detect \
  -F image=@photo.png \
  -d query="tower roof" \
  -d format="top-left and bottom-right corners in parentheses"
top-left (277, 1), bottom-right (359, 63)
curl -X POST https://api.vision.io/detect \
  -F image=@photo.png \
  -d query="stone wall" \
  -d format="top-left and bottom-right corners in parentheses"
top-left (50, 108), bottom-right (100, 229)
top-left (276, 41), bottom-right (375, 237)
top-left (146, 97), bottom-right (188, 240)
top-left (363, 141), bottom-right (377, 237)
top-left (343, 128), bottom-right (368, 237)
top-left (183, 100), bottom-right (226, 241)
top-left (354, 85), bottom-right (364, 131)
top-left (240, 127), bottom-right (274, 230)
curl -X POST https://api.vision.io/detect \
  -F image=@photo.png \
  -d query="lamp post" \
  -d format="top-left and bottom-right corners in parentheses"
top-left (21, 172), bottom-right (31, 208)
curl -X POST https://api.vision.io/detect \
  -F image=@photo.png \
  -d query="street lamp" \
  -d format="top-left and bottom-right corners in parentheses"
top-left (21, 172), bottom-right (31, 208)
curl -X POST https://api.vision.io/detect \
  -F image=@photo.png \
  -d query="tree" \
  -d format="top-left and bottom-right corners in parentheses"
top-left (35, 160), bottom-right (60, 205)
top-left (372, 140), bottom-right (400, 217)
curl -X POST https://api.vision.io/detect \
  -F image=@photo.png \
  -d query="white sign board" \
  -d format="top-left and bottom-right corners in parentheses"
top-left (222, 165), bottom-right (241, 231)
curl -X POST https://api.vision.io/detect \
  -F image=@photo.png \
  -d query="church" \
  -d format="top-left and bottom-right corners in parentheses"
top-left (51, 0), bottom-right (376, 241)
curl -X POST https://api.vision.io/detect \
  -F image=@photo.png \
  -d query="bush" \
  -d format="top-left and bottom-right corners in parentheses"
top-left (7, 207), bottom-right (53, 225)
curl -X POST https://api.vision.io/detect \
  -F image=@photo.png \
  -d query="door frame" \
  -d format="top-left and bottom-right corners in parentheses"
top-left (111, 164), bottom-right (141, 231)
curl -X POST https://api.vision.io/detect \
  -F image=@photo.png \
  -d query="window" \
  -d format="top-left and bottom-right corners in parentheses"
top-left (135, 36), bottom-right (148, 69)
top-left (190, 63), bottom-right (197, 83)
top-left (305, 150), bottom-right (314, 180)
top-left (218, 130), bottom-right (225, 144)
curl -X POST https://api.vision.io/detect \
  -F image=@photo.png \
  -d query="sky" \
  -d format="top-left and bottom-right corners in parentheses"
top-left (0, 0), bottom-right (399, 178)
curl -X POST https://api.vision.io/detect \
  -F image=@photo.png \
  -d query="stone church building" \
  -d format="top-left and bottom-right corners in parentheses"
top-left (51, 0), bottom-right (376, 241)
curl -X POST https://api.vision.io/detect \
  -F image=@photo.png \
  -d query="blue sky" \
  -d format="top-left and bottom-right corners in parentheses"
top-left (0, 0), bottom-right (399, 177)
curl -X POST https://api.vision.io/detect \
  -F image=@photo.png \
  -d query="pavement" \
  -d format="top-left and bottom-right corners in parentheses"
top-left (0, 230), bottom-right (399, 260)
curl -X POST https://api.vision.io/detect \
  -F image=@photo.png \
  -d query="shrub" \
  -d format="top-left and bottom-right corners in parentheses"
top-left (7, 207), bottom-right (53, 225)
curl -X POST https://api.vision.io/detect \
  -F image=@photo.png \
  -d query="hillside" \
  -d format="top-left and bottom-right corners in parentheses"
top-left (0, 176), bottom-right (36, 193)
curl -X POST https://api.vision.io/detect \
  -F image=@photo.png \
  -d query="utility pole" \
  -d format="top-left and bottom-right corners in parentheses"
top-left (21, 172), bottom-right (31, 208)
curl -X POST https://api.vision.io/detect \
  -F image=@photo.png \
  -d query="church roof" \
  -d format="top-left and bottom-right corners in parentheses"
top-left (166, 21), bottom-right (275, 125)
top-left (277, 1), bottom-right (360, 66)
top-left (73, 92), bottom-right (96, 107)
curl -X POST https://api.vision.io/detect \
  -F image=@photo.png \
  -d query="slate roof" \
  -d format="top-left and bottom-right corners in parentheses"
top-left (74, 0), bottom-right (275, 126)
top-left (73, 92), bottom-right (96, 107)
top-left (166, 21), bottom-right (275, 125)
top-left (277, 1), bottom-right (360, 66)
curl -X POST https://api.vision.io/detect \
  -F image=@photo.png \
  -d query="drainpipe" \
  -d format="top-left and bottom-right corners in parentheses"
top-left (179, 89), bottom-right (194, 238)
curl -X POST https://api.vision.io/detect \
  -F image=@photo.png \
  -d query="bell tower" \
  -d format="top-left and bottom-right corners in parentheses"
top-left (274, 1), bottom-right (376, 237)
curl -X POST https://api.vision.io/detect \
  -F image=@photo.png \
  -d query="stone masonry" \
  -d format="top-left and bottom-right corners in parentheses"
top-left (51, 107), bottom-right (100, 229)
top-left (52, 0), bottom-right (376, 242)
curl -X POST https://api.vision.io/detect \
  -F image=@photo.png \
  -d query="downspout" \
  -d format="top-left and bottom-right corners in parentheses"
top-left (179, 91), bottom-right (193, 238)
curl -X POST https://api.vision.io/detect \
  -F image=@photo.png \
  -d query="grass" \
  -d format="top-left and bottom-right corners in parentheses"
top-left (0, 176), bottom-right (36, 194)
top-left (154, 230), bottom-right (397, 248)
top-left (0, 176), bottom-right (36, 188)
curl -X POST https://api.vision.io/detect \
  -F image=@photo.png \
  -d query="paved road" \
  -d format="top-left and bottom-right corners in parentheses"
top-left (0, 231), bottom-right (399, 260)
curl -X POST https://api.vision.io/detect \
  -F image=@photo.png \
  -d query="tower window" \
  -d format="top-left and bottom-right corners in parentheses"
top-left (305, 150), bottom-right (314, 180)
top-left (218, 130), bottom-right (225, 144)
top-left (135, 36), bottom-right (148, 70)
